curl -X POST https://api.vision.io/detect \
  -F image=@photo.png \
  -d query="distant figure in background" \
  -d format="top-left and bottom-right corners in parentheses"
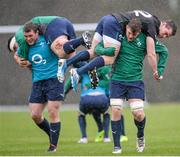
top-left (65, 64), bottom-right (112, 143)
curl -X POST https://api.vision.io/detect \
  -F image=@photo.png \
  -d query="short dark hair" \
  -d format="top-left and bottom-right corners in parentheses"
top-left (7, 35), bottom-right (15, 52)
top-left (165, 20), bottom-right (177, 36)
top-left (23, 22), bottom-right (39, 33)
top-left (127, 18), bottom-right (142, 35)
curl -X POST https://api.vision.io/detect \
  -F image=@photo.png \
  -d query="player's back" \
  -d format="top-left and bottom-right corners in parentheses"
top-left (112, 10), bottom-right (160, 40)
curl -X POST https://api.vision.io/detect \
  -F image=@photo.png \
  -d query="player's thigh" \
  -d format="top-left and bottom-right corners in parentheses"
top-left (127, 81), bottom-right (145, 103)
top-left (101, 55), bottom-right (117, 65)
top-left (29, 81), bottom-right (47, 104)
top-left (50, 35), bottom-right (69, 57)
top-left (45, 17), bottom-right (76, 43)
top-left (47, 100), bottom-right (62, 113)
top-left (45, 78), bottom-right (64, 101)
top-left (88, 33), bottom-right (102, 59)
top-left (110, 80), bottom-right (127, 105)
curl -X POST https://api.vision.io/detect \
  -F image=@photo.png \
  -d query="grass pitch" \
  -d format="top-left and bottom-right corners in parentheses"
top-left (0, 103), bottom-right (180, 156)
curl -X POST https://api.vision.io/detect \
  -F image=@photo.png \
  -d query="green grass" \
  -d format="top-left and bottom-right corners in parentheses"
top-left (0, 103), bottom-right (180, 156)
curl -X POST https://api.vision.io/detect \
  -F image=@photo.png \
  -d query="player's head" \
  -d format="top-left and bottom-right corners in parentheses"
top-left (126, 18), bottom-right (142, 41)
top-left (7, 35), bottom-right (18, 53)
top-left (158, 20), bottom-right (177, 38)
top-left (23, 22), bottom-right (39, 45)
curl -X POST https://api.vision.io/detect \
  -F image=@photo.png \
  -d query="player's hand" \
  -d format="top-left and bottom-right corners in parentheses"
top-left (153, 71), bottom-right (159, 80)
top-left (153, 71), bottom-right (163, 82)
top-left (18, 58), bottom-right (31, 68)
top-left (157, 75), bottom-right (163, 81)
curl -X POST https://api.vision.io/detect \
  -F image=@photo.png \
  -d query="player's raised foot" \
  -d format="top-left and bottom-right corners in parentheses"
top-left (47, 144), bottom-right (57, 152)
top-left (112, 147), bottom-right (122, 154)
top-left (136, 136), bottom-right (145, 152)
top-left (57, 59), bottom-right (67, 82)
top-left (82, 31), bottom-right (92, 49)
top-left (103, 137), bottom-right (111, 143)
top-left (88, 68), bottom-right (99, 89)
top-left (70, 68), bottom-right (80, 91)
top-left (94, 130), bottom-right (104, 142)
top-left (120, 135), bottom-right (128, 142)
top-left (78, 137), bottom-right (88, 144)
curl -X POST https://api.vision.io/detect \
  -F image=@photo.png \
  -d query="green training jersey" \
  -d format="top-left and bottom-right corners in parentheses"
top-left (15, 16), bottom-right (60, 59)
top-left (112, 33), bottom-right (147, 81)
top-left (111, 33), bottom-right (169, 81)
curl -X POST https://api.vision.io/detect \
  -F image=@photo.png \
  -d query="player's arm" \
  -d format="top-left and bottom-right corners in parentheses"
top-left (15, 49), bottom-right (31, 68)
top-left (103, 39), bottom-right (121, 62)
top-left (95, 41), bottom-right (116, 56)
top-left (155, 41), bottom-right (169, 78)
top-left (146, 36), bottom-right (159, 80)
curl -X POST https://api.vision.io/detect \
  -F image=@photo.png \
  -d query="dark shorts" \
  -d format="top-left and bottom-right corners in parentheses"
top-left (45, 18), bottom-right (76, 44)
top-left (79, 94), bottom-right (109, 114)
top-left (29, 78), bottom-right (64, 103)
top-left (95, 15), bottom-right (123, 42)
top-left (110, 80), bottom-right (145, 100)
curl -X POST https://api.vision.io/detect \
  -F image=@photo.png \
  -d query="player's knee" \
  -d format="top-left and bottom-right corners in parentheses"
top-left (31, 112), bottom-right (42, 123)
top-left (133, 110), bottom-right (145, 121)
top-left (48, 107), bottom-right (59, 121)
top-left (110, 99), bottom-right (123, 121)
top-left (88, 49), bottom-right (96, 58)
top-left (51, 37), bottom-right (68, 57)
top-left (130, 101), bottom-right (145, 121)
top-left (102, 55), bottom-right (115, 64)
top-left (93, 32), bottom-right (102, 42)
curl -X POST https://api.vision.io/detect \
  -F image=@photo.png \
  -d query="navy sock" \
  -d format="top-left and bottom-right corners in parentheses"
top-left (111, 120), bottom-right (122, 148)
top-left (92, 111), bottom-right (103, 132)
top-left (63, 37), bottom-right (84, 54)
top-left (121, 115), bottom-right (126, 136)
top-left (37, 118), bottom-right (50, 138)
top-left (103, 113), bottom-right (110, 138)
top-left (77, 56), bottom-right (105, 75)
top-left (78, 115), bottom-right (87, 138)
top-left (50, 122), bottom-right (61, 146)
top-left (66, 50), bottom-right (90, 66)
top-left (134, 117), bottom-right (146, 138)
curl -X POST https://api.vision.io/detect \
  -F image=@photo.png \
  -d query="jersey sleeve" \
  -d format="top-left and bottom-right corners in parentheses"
top-left (15, 27), bottom-right (29, 59)
top-left (155, 41), bottom-right (169, 76)
top-left (97, 66), bottom-right (111, 89)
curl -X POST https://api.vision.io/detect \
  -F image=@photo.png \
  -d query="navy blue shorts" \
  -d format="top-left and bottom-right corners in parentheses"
top-left (110, 80), bottom-right (145, 100)
top-left (29, 78), bottom-right (64, 103)
top-left (45, 18), bottom-right (76, 44)
top-left (79, 95), bottom-right (109, 114)
top-left (95, 15), bottom-right (123, 42)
